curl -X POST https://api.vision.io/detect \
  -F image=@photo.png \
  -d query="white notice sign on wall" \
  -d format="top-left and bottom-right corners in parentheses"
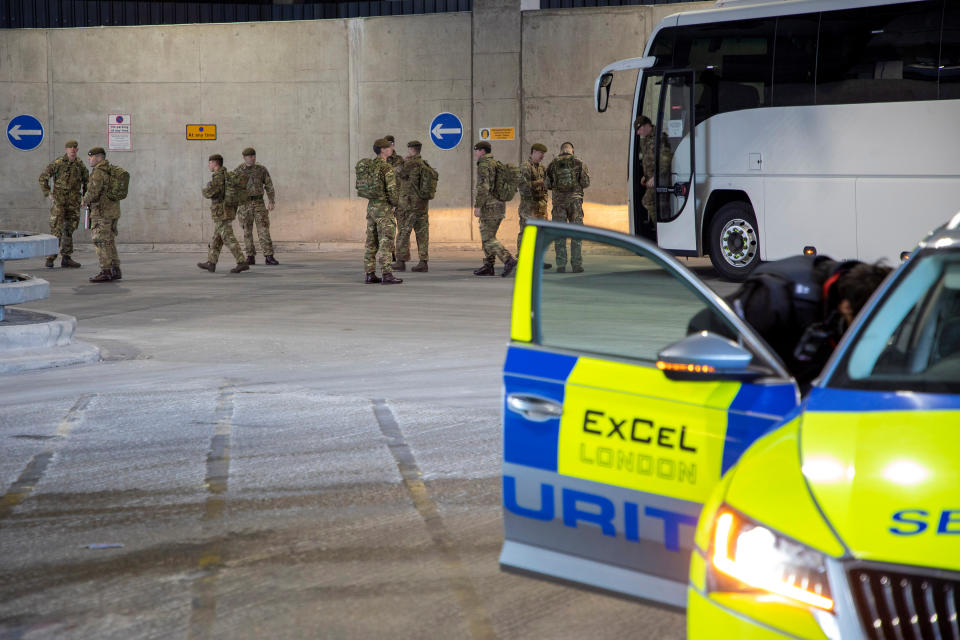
top-left (108, 114), bottom-right (131, 151)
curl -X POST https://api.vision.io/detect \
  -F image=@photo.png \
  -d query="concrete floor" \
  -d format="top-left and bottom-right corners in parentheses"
top-left (0, 247), bottom-right (728, 640)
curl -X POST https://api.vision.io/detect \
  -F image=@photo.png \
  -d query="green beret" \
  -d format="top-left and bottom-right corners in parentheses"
top-left (374, 138), bottom-right (390, 149)
top-left (531, 143), bottom-right (547, 153)
top-left (242, 147), bottom-right (256, 157)
top-left (65, 139), bottom-right (79, 149)
top-left (209, 154), bottom-right (223, 163)
top-left (384, 135), bottom-right (395, 144)
top-left (87, 147), bottom-right (105, 156)
top-left (407, 140), bottom-right (422, 149)
top-left (474, 141), bottom-right (491, 153)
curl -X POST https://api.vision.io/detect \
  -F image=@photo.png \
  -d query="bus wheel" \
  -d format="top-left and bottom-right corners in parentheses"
top-left (709, 203), bottom-right (759, 281)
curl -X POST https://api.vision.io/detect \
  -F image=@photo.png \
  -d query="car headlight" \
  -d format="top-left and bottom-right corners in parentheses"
top-left (708, 506), bottom-right (834, 612)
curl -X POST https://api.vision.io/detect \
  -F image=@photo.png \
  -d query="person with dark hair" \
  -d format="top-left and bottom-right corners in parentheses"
top-left (197, 154), bottom-right (249, 274)
top-left (472, 141), bottom-right (517, 277)
top-left (235, 147), bottom-right (278, 266)
top-left (517, 143), bottom-right (550, 268)
top-left (544, 141), bottom-right (590, 273)
top-left (356, 138), bottom-right (402, 284)
top-left (689, 255), bottom-right (893, 385)
top-left (38, 139), bottom-right (88, 268)
top-left (393, 140), bottom-right (432, 273)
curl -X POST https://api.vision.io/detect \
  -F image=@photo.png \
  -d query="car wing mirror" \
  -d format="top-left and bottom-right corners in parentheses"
top-left (656, 331), bottom-right (766, 382)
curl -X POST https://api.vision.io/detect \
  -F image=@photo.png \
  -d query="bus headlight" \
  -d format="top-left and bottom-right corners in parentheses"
top-left (708, 507), bottom-right (834, 612)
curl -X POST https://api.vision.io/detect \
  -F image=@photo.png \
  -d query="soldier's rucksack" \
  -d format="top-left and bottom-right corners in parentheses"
top-left (223, 169), bottom-right (246, 207)
top-left (105, 164), bottom-right (130, 201)
top-left (355, 158), bottom-right (386, 200)
top-left (493, 161), bottom-right (521, 202)
top-left (417, 161), bottom-right (439, 201)
top-left (552, 155), bottom-right (580, 192)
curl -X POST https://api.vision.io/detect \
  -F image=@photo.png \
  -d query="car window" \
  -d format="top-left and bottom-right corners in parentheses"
top-left (831, 251), bottom-right (960, 393)
top-left (534, 230), bottom-right (748, 364)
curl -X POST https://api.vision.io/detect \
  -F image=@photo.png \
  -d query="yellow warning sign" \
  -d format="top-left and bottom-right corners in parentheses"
top-left (479, 127), bottom-right (515, 141)
top-left (186, 124), bottom-right (217, 140)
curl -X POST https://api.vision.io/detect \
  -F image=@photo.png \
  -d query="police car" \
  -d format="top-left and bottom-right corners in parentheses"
top-left (500, 217), bottom-right (960, 639)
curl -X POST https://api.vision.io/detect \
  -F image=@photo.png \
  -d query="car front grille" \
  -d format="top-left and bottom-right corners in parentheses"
top-left (850, 567), bottom-right (960, 640)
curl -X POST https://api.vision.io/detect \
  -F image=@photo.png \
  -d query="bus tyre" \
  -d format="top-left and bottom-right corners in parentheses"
top-left (709, 203), bottom-right (759, 281)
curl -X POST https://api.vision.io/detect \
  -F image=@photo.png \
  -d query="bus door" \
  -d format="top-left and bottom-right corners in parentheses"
top-left (500, 220), bottom-right (799, 606)
top-left (654, 71), bottom-right (695, 223)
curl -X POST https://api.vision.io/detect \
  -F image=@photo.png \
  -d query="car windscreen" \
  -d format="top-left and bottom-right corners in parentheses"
top-left (829, 249), bottom-right (960, 394)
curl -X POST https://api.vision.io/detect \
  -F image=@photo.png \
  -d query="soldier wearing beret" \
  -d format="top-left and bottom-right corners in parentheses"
top-left (38, 139), bottom-right (88, 268)
top-left (472, 141), bottom-right (517, 277)
top-left (235, 147), bottom-right (279, 265)
top-left (517, 142), bottom-right (551, 268)
top-left (197, 154), bottom-right (249, 274)
top-left (81, 147), bottom-right (122, 282)
top-left (392, 140), bottom-right (431, 273)
top-left (362, 138), bottom-right (402, 284)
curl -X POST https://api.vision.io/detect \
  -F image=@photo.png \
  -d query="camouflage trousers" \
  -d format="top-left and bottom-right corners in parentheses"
top-left (552, 198), bottom-right (584, 269)
top-left (641, 188), bottom-right (656, 224)
top-left (91, 214), bottom-right (120, 270)
top-left (237, 198), bottom-right (274, 256)
top-left (208, 218), bottom-right (245, 265)
top-left (364, 202), bottom-right (397, 275)
top-left (48, 199), bottom-right (81, 259)
top-left (395, 207), bottom-right (429, 262)
top-left (479, 216), bottom-right (512, 267)
top-left (517, 198), bottom-right (548, 255)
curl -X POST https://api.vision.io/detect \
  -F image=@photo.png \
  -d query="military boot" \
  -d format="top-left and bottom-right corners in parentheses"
top-left (264, 255), bottom-right (279, 265)
top-left (61, 256), bottom-right (82, 268)
top-left (392, 260), bottom-right (406, 271)
top-left (89, 270), bottom-right (114, 283)
top-left (411, 261), bottom-right (428, 273)
top-left (230, 262), bottom-right (250, 273)
top-left (246, 255), bottom-right (256, 265)
top-left (543, 262), bottom-right (553, 270)
top-left (111, 264), bottom-right (122, 280)
top-left (473, 264), bottom-right (495, 276)
top-left (555, 266), bottom-right (567, 273)
top-left (197, 261), bottom-right (216, 272)
top-left (572, 265), bottom-right (585, 273)
top-left (45, 256), bottom-right (56, 268)
top-left (381, 272), bottom-right (403, 285)
top-left (365, 272), bottom-right (381, 284)
top-left (501, 256), bottom-right (518, 278)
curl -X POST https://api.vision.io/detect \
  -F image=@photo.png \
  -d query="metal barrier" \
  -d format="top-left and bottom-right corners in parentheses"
top-left (0, 231), bottom-right (58, 322)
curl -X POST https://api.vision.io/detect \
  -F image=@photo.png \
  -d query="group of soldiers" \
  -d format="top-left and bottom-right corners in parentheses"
top-left (359, 136), bottom-right (592, 284)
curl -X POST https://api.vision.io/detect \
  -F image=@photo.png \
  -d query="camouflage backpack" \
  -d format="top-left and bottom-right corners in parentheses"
top-left (417, 160), bottom-right (439, 201)
top-left (493, 161), bottom-right (521, 202)
top-left (551, 155), bottom-right (580, 192)
top-left (105, 164), bottom-right (130, 201)
top-left (355, 158), bottom-right (386, 200)
top-left (223, 169), bottom-right (246, 207)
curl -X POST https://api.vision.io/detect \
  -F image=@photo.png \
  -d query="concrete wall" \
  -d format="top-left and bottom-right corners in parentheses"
top-left (0, 3), bottom-right (709, 248)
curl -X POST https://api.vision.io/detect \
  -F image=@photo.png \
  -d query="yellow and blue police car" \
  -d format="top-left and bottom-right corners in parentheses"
top-left (500, 217), bottom-right (959, 639)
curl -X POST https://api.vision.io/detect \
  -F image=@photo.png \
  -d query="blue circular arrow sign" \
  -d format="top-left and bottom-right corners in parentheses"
top-left (429, 112), bottom-right (463, 150)
top-left (6, 114), bottom-right (44, 151)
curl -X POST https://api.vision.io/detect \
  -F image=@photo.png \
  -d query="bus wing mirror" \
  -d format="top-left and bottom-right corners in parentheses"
top-left (593, 56), bottom-right (656, 114)
top-left (596, 73), bottom-right (613, 113)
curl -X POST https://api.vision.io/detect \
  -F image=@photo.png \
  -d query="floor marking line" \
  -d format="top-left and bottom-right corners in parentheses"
top-left (373, 399), bottom-right (497, 640)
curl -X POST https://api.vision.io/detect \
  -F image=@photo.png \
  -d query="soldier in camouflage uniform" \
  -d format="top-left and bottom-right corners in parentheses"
top-left (545, 142), bottom-right (591, 273)
top-left (392, 140), bottom-right (430, 273)
top-left (517, 142), bottom-right (551, 269)
top-left (363, 138), bottom-right (403, 285)
top-left (81, 147), bottom-right (122, 283)
top-left (384, 135), bottom-right (404, 262)
top-left (235, 147), bottom-right (278, 265)
top-left (636, 115), bottom-right (672, 227)
top-left (38, 139), bottom-right (88, 268)
top-left (472, 141), bottom-right (517, 278)
top-left (197, 154), bottom-right (250, 274)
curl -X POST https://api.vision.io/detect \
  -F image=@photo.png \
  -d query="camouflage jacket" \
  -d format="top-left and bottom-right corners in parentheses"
top-left (386, 152), bottom-right (404, 175)
top-left (371, 157), bottom-right (398, 208)
top-left (640, 128), bottom-right (672, 184)
top-left (475, 154), bottom-right (498, 209)
top-left (82, 159), bottom-right (121, 219)
top-left (234, 162), bottom-right (275, 203)
top-left (518, 160), bottom-right (547, 202)
top-left (545, 153), bottom-right (590, 201)
top-left (397, 154), bottom-right (427, 211)
top-left (203, 167), bottom-right (229, 219)
top-left (39, 154), bottom-right (88, 201)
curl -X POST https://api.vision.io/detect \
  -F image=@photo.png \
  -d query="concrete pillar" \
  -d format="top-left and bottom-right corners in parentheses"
top-left (472, 0), bottom-right (522, 245)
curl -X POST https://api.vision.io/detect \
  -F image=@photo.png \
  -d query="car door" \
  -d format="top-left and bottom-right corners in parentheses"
top-left (500, 220), bottom-right (800, 607)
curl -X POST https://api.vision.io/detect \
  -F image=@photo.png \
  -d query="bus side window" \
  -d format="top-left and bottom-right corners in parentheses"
top-left (816, 2), bottom-right (941, 105)
top-left (772, 14), bottom-right (818, 107)
top-left (942, 2), bottom-right (960, 100)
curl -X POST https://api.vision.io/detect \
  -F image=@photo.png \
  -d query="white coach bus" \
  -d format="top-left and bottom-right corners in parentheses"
top-left (595, 0), bottom-right (960, 279)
